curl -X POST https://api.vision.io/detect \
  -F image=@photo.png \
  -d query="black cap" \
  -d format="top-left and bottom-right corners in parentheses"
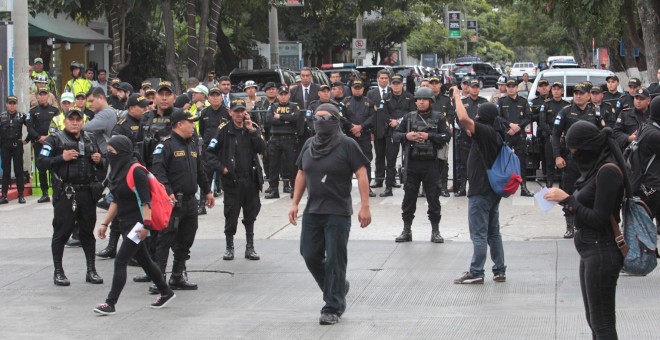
top-left (351, 80), bottom-right (364, 88)
top-left (64, 108), bottom-right (83, 118)
top-left (506, 79), bottom-right (517, 86)
top-left (391, 75), bottom-right (403, 83)
top-left (38, 88), bottom-right (49, 94)
top-left (119, 82), bottom-right (133, 93)
top-left (538, 79), bottom-right (549, 86)
top-left (171, 110), bottom-right (199, 125)
top-left (263, 82), bottom-right (277, 90)
top-left (496, 76), bottom-right (507, 85)
top-left (157, 81), bottom-right (175, 93)
top-left (75, 92), bottom-right (86, 99)
top-left (127, 93), bottom-right (152, 107)
top-left (331, 81), bottom-right (344, 88)
top-left (634, 88), bottom-right (650, 99)
top-left (209, 87), bottom-right (222, 95)
top-left (606, 75), bottom-right (619, 82)
top-left (551, 81), bottom-right (563, 88)
top-left (111, 78), bottom-right (121, 87)
top-left (573, 83), bottom-right (588, 93)
top-left (314, 103), bottom-right (341, 119)
top-left (429, 76), bottom-right (441, 83)
top-left (590, 85), bottom-right (604, 94)
top-left (141, 81), bottom-right (152, 89)
top-left (469, 79), bottom-right (480, 87)
top-left (6, 95), bottom-right (17, 103)
top-left (628, 78), bottom-right (641, 87)
top-left (462, 76), bottom-right (471, 84)
top-left (278, 85), bottom-right (290, 94)
top-left (230, 98), bottom-right (247, 111)
top-left (319, 84), bottom-right (331, 91)
top-left (145, 89), bottom-right (156, 96)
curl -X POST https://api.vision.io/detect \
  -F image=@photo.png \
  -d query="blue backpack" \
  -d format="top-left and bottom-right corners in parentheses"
top-left (482, 134), bottom-right (523, 197)
top-left (602, 163), bottom-right (658, 276)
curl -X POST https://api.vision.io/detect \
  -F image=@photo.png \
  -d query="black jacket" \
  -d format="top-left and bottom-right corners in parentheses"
top-left (151, 131), bottom-right (210, 196)
top-left (266, 101), bottom-right (302, 136)
top-left (289, 83), bottom-right (320, 110)
top-left (341, 96), bottom-right (377, 141)
top-left (383, 92), bottom-right (416, 137)
top-left (28, 104), bottom-right (59, 140)
top-left (367, 87), bottom-right (391, 139)
top-left (199, 105), bottom-right (228, 145)
top-left (36, 130), bottom-right (104, 184)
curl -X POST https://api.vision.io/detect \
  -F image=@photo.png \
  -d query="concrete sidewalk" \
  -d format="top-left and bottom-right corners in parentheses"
top-left (1, 238), bottom-right (659, 339)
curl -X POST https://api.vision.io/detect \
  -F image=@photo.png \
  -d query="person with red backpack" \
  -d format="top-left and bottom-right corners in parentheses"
top-left (94, 135), bottom-right (176, 315)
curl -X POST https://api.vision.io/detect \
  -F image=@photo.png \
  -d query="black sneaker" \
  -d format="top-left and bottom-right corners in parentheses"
top-left (18, 196), bottom-right (26, 204)
top-left (151, 292), bottom-right (176, 309)
top-left (319, 312), bottom-right (339, 325)
top-left (37, 195), bottom-right (50, 203)
top-left (65, 238), bottom-right (82, 247)
top-left (493, 273), bottom-right (506, 283)
top-left (453, 271), bottom-right (484, 284)
top-left (0, 197), bottom-right (7, 204)
top-left (93, 303), bottom-right (116, 315)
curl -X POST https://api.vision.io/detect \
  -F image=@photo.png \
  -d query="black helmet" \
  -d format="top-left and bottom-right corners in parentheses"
top-left (414, 87), bottom-right (435, 102)
top-left (70, 61), bottom-right (84, 72)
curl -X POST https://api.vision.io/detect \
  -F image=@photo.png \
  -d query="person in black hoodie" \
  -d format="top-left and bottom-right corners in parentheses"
top-left (545, 122), bottom-right (625, 339)
top-left (94, 135), bottom-right (176, 315)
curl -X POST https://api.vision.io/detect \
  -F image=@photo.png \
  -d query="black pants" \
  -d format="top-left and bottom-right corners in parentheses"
top-left (33, 143), bottom-right (49, 193)
top-left (268, 135), bottom-right (297, 188)
top-left (506, 134), bottom-right (527, 181)
top-left (402, 160), bottom-right (440, 225)
top-left (222, 177), bottom-right (261, 237)
top-left (1, 143), bottom-right (24, 195)
top-left (574, 229), bottom-right (622, 339)
top-left (541, 136), bottom-right (556, 182)
top-left (300, 213), bottom-right (350, 316)
top-left (106, 219), bottom-right (171, 306)
top-left (155, 197), bottom-right (198, 268)
top-left (457, 138), bottom-right (471, 186)
top-left (353, 137), bottom-right (373, 184)
top-left (373, 136), bottom-right (387, 184)
top-left (51, 188), bottom-right (96, 265)
top-left (561, 155), bottom-right (580, 216)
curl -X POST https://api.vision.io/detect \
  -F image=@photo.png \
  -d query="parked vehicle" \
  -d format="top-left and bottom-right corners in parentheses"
top-left (320, 63), bottom-right (361, 84)
top-left (509, 62), bottom-right (537, 81)
top-left (229, 68), bottom-right (297, 93)
top-left (452, 62), bottom-right (501, 87)
top-left (356, 65), bottom-right (393, 88)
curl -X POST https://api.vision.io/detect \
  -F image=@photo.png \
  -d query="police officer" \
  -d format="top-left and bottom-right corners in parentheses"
top-left (538, 82), bottom-right (570, 187)
top-left (529, 79), bottom-right (551, 181)
top-left (342, 80), bottom-right (377, 197)
top-left (36, 108), bottom-right (105, 286)
top-left (455, 79), bottom-right (488, 197)
top-left (206, 98), bottom-right (265, 261)
top-left (198, 86), bottom-right (228, 208)
top-left (499, 79), bottom-right (533, 196)
top-left (264, 86), bottom-right (301, 199)
top-left (616, 77), bottom-right (641, 116)
top-left (552, 82), bottom-right (600, 238)
top-left (63, 61), bottom-right (92, 96)
top-left (0, 96), bottom-right (29, 204)
top-left (590, 84), bottom-right (617, 128)
top-left (613, 88), bottom-right (651, 149)
top-left (603, 75), bottom-right (623, 103)
top-left (96, 94), bottom-right (152, 260)
top-left (150, 110), bottom-right (214, 292)
top-left (256, 82), bottom-right (278, 192)
top-left (75, 92), bottom-right (96, 120)
top-left (139, 81), bottom-right (185, 168)
top-left (379, 75), bottom-right (416, 197)
top-left (392, 87), bottom-right (451, 243)
top-left (307, 84), bottom-right (341, 133)
top-left (429, 76), bottom-right (454, 197)
top-left (27, 88), bottom-right (60, 203)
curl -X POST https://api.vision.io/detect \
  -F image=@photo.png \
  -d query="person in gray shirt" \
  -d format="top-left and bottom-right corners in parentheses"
top-left (83, 87), bottom-right (118, 155)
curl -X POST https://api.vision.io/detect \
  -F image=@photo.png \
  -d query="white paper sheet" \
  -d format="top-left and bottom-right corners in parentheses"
top-left (534, 187), bottom-right (556, 213)
top-left (127, 222), bottom-right (144, 244)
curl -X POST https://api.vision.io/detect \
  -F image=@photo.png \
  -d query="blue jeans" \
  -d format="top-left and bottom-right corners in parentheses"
top-left (300, 213), bottom-right (350, 315)
top-left (468, 192), bottom-right (506, 277)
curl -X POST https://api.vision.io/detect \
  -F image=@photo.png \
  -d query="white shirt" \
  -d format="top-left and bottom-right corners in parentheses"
top-left (379, 86), bottom-right (389, 100)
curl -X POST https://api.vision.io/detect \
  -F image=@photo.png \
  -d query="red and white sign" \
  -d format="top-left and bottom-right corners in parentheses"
top-left (352, 38), bottom-right (367, 60)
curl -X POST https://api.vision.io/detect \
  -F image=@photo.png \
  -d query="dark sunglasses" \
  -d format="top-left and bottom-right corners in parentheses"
top-left (312, 115), bottom-right (337, 122)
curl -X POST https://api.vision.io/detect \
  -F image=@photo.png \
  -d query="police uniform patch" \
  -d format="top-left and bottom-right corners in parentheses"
top-left (174, 151), bottom-right (185, 157)
top-left (209, 138), bottom-right (218, 148)
top-left (554, 115), bottom-right (562, 125)
top-left (191, 151), bottom-right (198, 158)
top-left (40, 145), bottom-right (52, 156)
top-left (130, 125), bottom-right (139, 131)
top-left (153, 144), bottom-right (164, 155)
top-left (616, 118), bottom-right (622, 123)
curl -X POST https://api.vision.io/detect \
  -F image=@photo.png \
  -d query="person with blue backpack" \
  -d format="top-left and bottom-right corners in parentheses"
top-left (451, 87), bottom-right (508, 285)
top-left (544, 121), bottom-right (625, 339)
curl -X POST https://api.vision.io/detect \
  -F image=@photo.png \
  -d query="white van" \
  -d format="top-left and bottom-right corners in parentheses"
top-left (547, 56), bottom-right (576, 65)
top-left (527, 68), bottom-right (621, 102)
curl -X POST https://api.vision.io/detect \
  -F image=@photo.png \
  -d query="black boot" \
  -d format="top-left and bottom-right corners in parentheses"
top-left (264, 186), bottom-right (274, 194)
top-left (197, 197), bottom-right (207, 215)
top-left (245, 233), bottom-right (260, 260)
top-left (282, 180), bottom-right (292, 193)
top-left (53, 260), bottom-right (70, 286)
top-left (520, 182), bottom-right (534, 197)
top-left (96, 228), bottom-right (119, 258)
top-left (169, 260), bottom-right (198, 290)
top-left (395, 223), bottom-right (412, 242)
top-left (454, 180), bottom-right (466, 197)
top-left (563, 216), bottom-right (575, 239)
top-left (440, 187), bottom-right (450, 198)
top-left (18, 195), bottom-right (26, 204)
top-left (379, 187), bottom-right (393, 197)
top-left (370, 180), bottom-right (383, 188)
top-left (546, 178), bottom-right (554, 188)
top-left (431, 223), bottom-right (444, 243)
top-left (0, 197), bottom-right (7, 204)
top-left (223, 237), bottom-right (235, 260)
top-left (84, 248), bottom-right (103, 284)
top-left (265, 190), bottom-right (280, 199)
top-left (369, 189), bottom-right (376, 197)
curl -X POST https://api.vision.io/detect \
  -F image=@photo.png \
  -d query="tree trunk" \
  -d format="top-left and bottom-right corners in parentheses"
top-left (195, 0), bottom-right (210, 80)
top-left (637, 0), bottom-right (660, 77)
top-left (162, 1), bottom-right (181, 92)
top-left (216, 20), bottom-right (239, 75)
top-left (108, 4), bottom-right (122, 77)
top-left (623, 0), bottom-right (646, 55)
top-left (186, 0), bottom-right (198, 78)
top-left (201, 0), bottom-right (221, 76)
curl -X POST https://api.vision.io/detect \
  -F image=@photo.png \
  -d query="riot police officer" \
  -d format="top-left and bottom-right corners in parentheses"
top-left (256, 82), bottom-right (278, 193)
top-left (429, 76), bottom-right (454, 197)
top-left (198, 86), bottom-right (228, 212)
top-left (150, 110), bottom-right (214, 292)
top-left (206, 99), bottom-right (265, 261)
top-left (27, 88), bottom-right (60, 203)
top-left (0, 96), bottom-right (29, 204)
top-left (615, 78), bottom-right (641, 116)
top-left (139, 81), bottom-right (185, 168)
top-left (392, 87), bottom-right (451, 243)
top-left (342, 80), bottom-right (377, 197)
top-left (552, 82), bottom-right (600, 238)
top-left (264, 86), bottom-right (301, 199)
top-left (499, 79), bottom-right (533, 196)
top-left (37, 108), bottom-right (105, 286)
top-left (613, 88), bottom-right (651, 149)
top-left (538, 82), bottom-right (570, 187)
top-left (455, 79), bottom-right (488, 197)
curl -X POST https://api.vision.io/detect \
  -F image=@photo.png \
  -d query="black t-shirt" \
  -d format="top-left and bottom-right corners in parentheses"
top-left (110, 165), bottom-right (151, 225)
top-left (467, 122), bottom-right (501, 197)
top-left (638, 122), bottom-right (660, 190)
top-left (297, 136), bottom-right (369, 216)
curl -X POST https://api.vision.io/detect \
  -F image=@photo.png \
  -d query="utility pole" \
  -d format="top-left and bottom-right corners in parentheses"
top-left (11, 0), bottom-right (31, 172)
top-left (269, 5), bottom-right (279, 69)
top-left (355, 15), bottom-right (363, 66)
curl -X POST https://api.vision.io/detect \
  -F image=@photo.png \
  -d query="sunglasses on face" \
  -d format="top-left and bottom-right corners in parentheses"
top-left (312, 115), bottom-right (337, 122)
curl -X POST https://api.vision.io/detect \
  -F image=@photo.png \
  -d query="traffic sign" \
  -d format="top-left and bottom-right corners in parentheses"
top-left (448, 11), bottom-right (461, 39)
top-left (275, 0), bottom-right (304, 7)
top-left (467, 20), bottom-right (478, 31)
top-left (352, 38), bottom-right (367, 60)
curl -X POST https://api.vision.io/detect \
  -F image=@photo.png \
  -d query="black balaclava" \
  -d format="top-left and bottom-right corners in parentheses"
top-left (650, 96), bottom-right (660, 123)
top-left (310, 103), bottom-right (343, 159)
top-left (565, 121), bottom-right (614, 188)
top-left (107, 135), bottom-right (137, 191)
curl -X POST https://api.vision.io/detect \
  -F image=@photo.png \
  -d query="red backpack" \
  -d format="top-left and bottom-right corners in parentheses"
top-left (126, 163), bottom-right (173, 231)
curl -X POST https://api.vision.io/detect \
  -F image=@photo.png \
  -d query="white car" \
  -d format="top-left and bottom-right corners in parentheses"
top-left (509, 62), bottom-right (536, 80)
top-left (527, 68), bottom-right (622, 102)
